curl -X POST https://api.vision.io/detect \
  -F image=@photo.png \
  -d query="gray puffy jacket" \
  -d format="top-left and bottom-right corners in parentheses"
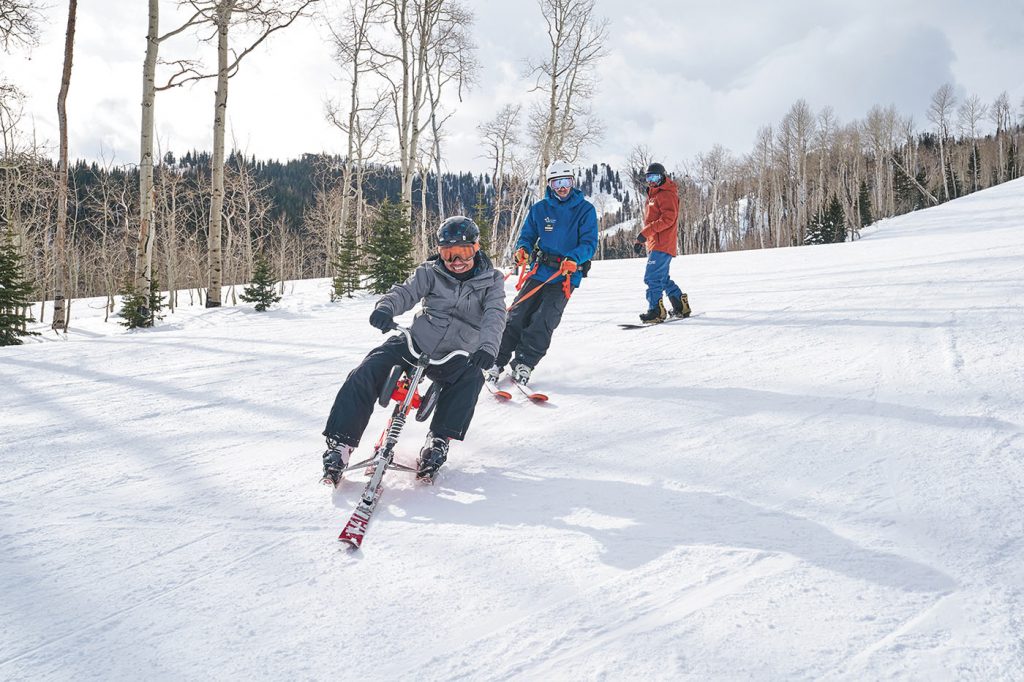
top-left (375, 253), bottom-right (507, 359)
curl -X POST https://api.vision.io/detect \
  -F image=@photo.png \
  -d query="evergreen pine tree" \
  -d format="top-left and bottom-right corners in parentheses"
top-left (858, 180), bottom-right (873, 227)
top-left (331, 223), bottom-right (362, 300)
top-left (365, 199), bottom-right (415, 294)
top-left (804, 213), bottom-right (825, 245)
top-left (472, 190), bottom-right (491, 254)
top-left (118, 277), bottom-right (165, 328)
top-left (240, 254), bottom-right (282, 311)
top-left (822, 195), bottom-right (846, 244)
top-left (0, 230), bottom-right (39, 346)
top-left (148, 278), bottom-right (166, 323)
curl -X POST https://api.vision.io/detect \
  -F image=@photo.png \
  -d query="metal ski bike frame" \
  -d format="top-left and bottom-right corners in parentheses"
top-left (337, 325), bottom-right (468, 547)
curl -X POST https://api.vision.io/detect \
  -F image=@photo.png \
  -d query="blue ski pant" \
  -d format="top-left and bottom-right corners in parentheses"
top-left (644, 250), bottom-right (682, 309)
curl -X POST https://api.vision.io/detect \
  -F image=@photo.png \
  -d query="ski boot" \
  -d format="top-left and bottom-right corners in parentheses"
top-left (639, 300), bottom-right (667, 324)
top-left (511, 360), bottom-right (532, 386)
top-left (484, 364), bottom-right (503, 384)
top-left (668, 292), bottom-right (691, 318)
top-left (416, 433), bottom-right (450, 482)
top-left (321, 437), bottom-right (354, 486)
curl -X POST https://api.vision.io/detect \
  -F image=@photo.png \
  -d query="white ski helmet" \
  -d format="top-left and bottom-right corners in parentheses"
top-left (545, 160), bottom-right (574, 182)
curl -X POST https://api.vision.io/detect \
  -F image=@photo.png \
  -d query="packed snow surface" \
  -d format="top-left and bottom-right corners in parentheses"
top-left (2, 180), bottom-right (1023, 680)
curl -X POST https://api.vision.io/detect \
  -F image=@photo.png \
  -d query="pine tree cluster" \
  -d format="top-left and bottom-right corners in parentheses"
top-left (805, 196), bottom-right (847, 245)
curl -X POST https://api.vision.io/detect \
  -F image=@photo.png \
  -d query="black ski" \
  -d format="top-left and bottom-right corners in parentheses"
top-left (618, 312), bottom-right (702, 330)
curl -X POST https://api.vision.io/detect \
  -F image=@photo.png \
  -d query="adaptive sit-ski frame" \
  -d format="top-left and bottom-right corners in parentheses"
top-left (337, 326), bottom-right (468, 548)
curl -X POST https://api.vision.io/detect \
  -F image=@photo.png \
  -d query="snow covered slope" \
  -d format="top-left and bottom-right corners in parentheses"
top-left (2, 179), bottom-right (1023, 680)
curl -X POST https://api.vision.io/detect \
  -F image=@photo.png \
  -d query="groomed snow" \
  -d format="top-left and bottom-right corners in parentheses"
top-left (2, 179), bottom-right (1023, 680)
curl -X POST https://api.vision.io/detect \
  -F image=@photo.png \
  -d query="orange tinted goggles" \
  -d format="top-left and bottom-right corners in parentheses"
top-left (439, 243), bottom-right (478, 263)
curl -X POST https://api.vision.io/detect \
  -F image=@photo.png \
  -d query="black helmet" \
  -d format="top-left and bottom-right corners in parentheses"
top-left (645, 162), bottom-right (667, 176)
top-left (436, 215), bottom-right (480, 246)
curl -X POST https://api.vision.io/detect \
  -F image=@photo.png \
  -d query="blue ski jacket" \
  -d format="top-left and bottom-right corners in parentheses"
top-left (515, 187), bottom-right (599, 288)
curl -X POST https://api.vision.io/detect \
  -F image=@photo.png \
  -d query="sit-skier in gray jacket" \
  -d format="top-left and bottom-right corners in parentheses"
top-left (375, 253), bottom-right (506, 361)
top-left (323, 249), bottom-right (507, 457)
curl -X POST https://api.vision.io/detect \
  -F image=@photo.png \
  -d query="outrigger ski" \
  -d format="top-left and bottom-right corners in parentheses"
top-left (511, 380), bottom-right (548, 403)
top-left (487, 374), bottom-right (547, 403)
top-left (484, 380), bottom-right (512, 401)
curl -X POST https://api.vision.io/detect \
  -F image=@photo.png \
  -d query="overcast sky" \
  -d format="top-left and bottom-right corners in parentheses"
top-left (2, 0), bottom-right (1023, 175)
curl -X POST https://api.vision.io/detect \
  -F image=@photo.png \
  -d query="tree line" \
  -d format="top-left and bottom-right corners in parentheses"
top-left (2, 0), bottom-right (1024, 345)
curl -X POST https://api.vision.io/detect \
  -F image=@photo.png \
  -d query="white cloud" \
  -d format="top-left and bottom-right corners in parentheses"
top-left (1, 0), bottom-right (1021, 175)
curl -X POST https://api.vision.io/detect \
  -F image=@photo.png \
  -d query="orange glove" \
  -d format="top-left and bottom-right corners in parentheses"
top-left (514, 247), bottom-right (530, 266)
top-left (558, 259), bottom-right (578, 276)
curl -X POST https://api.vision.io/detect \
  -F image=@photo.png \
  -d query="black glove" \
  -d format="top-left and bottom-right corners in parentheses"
top-left (369, 309), bottom-right (395, 333)
top-left (633, 240), bottom-right (646, 257)
top-left (469, 348), bottom-right (495, 370)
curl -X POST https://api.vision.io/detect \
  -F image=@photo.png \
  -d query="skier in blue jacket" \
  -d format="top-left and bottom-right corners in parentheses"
top-left (486, 160), bottom-right (599, 386)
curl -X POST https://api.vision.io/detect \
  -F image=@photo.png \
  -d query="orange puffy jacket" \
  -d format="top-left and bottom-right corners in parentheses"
top-left (639, 176), bottom-right (679, 257)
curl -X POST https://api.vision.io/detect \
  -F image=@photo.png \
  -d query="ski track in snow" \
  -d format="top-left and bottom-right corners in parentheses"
top-left (3, 180), bottom-right (1024, 679)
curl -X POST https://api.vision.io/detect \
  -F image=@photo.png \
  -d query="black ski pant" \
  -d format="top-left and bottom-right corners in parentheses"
top-left (496, 278), bottom-right (571, 370)
top-left (323, 336), bottom-right (485, 447)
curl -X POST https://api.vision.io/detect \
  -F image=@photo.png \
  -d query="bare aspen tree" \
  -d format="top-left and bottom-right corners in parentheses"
top-left (422, 0), bottom-right (476, 231)
top-left (927, 83), bottom-right (956, 201)
top-left (221, 153), bottom-right (272, 296)
top-left (862, 104), bottom-right (898, 219)
top-left (778, 99), bottom-right (815, 244)
top-left (834, 122), bottom-right (862, 238)
top-left (989, 91), bottom-right (1011, 184)
top-left (527, 0), bottom-right (608, 195)
top-left (136, 1), bottom-right (204, 309)
top-left (749, 126), bottom-right (776, 248)
top-left (624, 144), bottom-right (653, 199)
top-left (695, 145), bottom-right (732, 253)
top-left (957, 93), bottom-right (987, 192)
top-left (478, 103), bottom-right (522, 257)
top-left (327, 0), bottom-right (388, 265)
top-left (815, 106), bottom-right (838, 218)
top-left (52, 0), bottom-right (77, 331)
top-left (891, 114), bottom-right (938, 207)
top-left (0, 81), bottom-right (26, 232)
top-left (170, 0), bottom-right (317, 307)
top-left (501, 155), bottom-right (537, 259)
top-left (303, 160), bottom-right (344, 276)
top-left (0, 0), bottom-right (41, 52)
top-left (155, 156), bottom-right (188, 311)
top-left (367, 0), bottom-right (476, 230)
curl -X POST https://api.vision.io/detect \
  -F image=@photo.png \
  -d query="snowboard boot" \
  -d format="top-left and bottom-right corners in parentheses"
top-left (668, 292), bottom-right (691, 318)
top-left (484, 364), bottom-right (503, 384)
top-left (321, 437), bottom-right (354, 486)
top-left (417, 432), bottom-right (450, 482)
top-left (639, 300), bottom-right (667, 324)
top-left (511, 360), bottom-right (533, 386)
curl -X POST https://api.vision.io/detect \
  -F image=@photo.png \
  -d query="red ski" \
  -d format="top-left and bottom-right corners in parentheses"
top-left (511, 380), bottom-right (548, 403)
top-left (485, 381), bottom-right (512, 401)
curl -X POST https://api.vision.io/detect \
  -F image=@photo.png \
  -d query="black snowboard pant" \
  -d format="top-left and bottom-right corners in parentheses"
top-left (495, 278), bottom-right (571, 370)
top-left (323, 336), bottom-right (485, 447)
